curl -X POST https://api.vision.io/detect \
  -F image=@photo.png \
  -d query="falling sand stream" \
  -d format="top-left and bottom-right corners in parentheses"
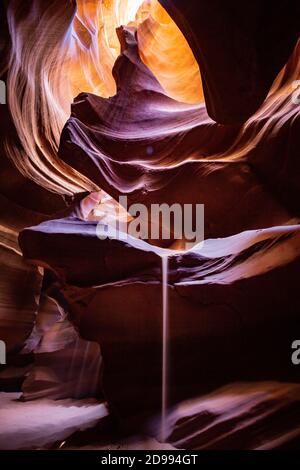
top-left (161, 255), bottom-right (169, 442)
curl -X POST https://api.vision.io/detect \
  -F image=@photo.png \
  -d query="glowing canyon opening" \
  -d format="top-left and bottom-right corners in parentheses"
top-left (0, 0), bottom-right (300, 453)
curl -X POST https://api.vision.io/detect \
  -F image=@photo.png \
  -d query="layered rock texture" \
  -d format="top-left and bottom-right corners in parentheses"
top-left (0, 0), bottom-right (300, 450)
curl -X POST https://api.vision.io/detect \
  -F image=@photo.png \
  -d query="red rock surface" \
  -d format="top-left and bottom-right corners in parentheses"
top-left (0, 0), bottom-right (300, 450)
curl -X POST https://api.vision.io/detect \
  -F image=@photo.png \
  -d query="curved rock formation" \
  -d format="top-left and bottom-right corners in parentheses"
top-left (19, 211), bottom-right (300, 425)
top-left (1, 0), bottom-right (300, 450)
top-left (160, 0), bottom-right (300, 124)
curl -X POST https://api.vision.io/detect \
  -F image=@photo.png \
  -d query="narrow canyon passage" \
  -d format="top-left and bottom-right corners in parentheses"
top-left (0, 0), bottom-right (300, 451)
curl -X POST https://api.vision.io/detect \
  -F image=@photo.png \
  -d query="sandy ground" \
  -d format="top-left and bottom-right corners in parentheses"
top-left (2, 383), bottom-right (299, 450)
top-left (0, 393), bottom-right (173, 450)
top-left (0, 392), bottom-right (108, 450)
